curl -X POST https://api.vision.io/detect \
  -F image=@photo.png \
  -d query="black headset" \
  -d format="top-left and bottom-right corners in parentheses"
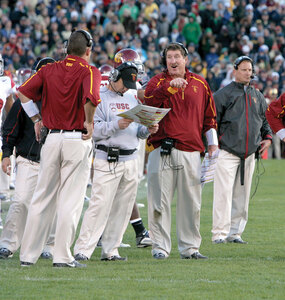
top-left (234, 55), bottom-right (255, 75)
top-left (161, 42), bottom-right (189, 67)
top-left (109, 62), bottom-right (138, 82)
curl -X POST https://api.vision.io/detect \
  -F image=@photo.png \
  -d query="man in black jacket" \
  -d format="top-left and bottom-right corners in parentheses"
top-left (0, 57), bottom-right (56, 259)
top-left (212, 56), bottom-right (272, 245)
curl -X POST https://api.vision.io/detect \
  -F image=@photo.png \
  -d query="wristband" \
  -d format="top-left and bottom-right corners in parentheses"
top-left (21, 100), bottom-right (40, 118)
top-left (33, 118), bottom-right (42, 124)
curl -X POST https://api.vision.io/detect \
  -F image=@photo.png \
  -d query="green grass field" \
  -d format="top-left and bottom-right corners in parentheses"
top-left (0, 159), bottom-right (285, 299)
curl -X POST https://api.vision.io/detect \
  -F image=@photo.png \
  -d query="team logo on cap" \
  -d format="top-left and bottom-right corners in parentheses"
top-left (131, 73), bottom-right (136, 81)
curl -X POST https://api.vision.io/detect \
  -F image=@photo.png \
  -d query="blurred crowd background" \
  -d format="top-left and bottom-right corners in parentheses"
top-left (1, 0), bottom-right (285, 156)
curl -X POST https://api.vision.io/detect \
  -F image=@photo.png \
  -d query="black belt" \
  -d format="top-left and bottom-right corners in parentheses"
top-left (49, 129), bottom-right (84, 133)
top-left (95, 144), bottom-right (136, 155)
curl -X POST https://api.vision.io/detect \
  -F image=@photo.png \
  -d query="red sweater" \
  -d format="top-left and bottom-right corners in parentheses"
top-left (266, 93), bottom-right (285, 133)
top-left (144, 69), bottom-right (217, 152)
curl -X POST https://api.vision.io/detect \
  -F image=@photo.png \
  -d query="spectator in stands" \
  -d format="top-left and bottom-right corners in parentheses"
top-left (182, 13), bottom-right (201, 47)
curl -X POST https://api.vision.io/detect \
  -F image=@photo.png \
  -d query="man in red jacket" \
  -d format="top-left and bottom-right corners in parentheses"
top-left (266, 92), bottom-right (285, 143)
top-left (144, 42), bottom-right (218, 259)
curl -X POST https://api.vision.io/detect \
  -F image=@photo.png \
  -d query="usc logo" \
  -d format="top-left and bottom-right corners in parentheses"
top-left (131, 73), bottom-right (136, 81)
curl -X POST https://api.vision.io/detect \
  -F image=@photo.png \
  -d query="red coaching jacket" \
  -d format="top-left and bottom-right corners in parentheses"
top-left (266, 93), bottom-right (285, 133)
top-left (144, 68), bottom-right (217, 153)
top-left (18, 55), bottom-right (101, 131)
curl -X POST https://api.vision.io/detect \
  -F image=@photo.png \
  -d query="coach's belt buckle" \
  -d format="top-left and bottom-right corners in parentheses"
top-left (63, 131), bottom-right (82, 139)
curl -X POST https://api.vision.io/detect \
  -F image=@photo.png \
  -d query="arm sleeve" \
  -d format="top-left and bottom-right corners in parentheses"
top-left (259, 94), bottom-right (272, 140)
top-left (93, 102), bottom-right (120, 140)
top-left (1, 100), bottom-right (23, 159)
top-left (82, 67), bottom-right (101, 106)
top-left (265, 93), bottom-right (285, 133)
top-left (213, 90), bottom-right (226, 135)
top-left (144, 75), bottom-right (179, 107)
top-left (137, 124), bottom-right (150, 139)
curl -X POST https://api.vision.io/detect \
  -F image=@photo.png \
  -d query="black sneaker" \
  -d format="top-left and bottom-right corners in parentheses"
top-left (40, 252), bottom-right (53, 259)
top-left (181, 252), bottom-right (208, 259)
top-left (101, 255), bottom-right (127, 261)
top-left (136, 229), bottom-right (152, 248)
top-left (20, 261), bottom-right (34, 267)
top-left (53, 260), bottom-right (86, 268)
top-left (74, 253), bottom-right (89, 261)
top-left (0, 247), bottom-right (13, 259)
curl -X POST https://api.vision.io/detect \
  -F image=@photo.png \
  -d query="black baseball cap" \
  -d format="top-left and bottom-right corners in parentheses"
top-left (121, 67), bottom-right (138, 90)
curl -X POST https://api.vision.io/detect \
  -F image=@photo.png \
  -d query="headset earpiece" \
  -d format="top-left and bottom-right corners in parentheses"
top-left (109, 62), bottom-right (138, 82)
top-left (70, 29), bottom-right (93, 48)
top-left (234, 55), bottom-right (255, 74)
top-left (109, 68), bottom-right (120, 82)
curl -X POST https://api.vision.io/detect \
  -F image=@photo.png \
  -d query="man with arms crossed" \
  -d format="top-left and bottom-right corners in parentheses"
top-left (18, 30), bottom-right (101, 268)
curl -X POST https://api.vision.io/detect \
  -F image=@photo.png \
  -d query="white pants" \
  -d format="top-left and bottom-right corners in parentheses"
top-left (212, 150), bottom-right (255, 241)
top-left (0, 140), bottom-right (10, 193)
top-left (0, 156), bottom-right (57, 253)
top-left (74, 158), bottom-right (138, 259)
top-left (147, 148), bottom-right (202, 258)
top-left (20, 133), bottom-right (92, 264)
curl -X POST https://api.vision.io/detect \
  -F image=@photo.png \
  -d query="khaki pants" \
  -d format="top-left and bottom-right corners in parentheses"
top-left (74, 158), bottom-right (138, 259)
top-left (147, 148), bottom-right (202, 258)
top-left (20, 133), bottom-right (92, 264)
top-left (212, 150), bottom-right (255, 241)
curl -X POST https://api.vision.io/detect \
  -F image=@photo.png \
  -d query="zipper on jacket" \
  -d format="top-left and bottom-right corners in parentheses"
top-left (245, 92), bottom-right (249, 158)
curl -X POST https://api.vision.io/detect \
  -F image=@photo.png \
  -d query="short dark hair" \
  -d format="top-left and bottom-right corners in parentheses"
top-left (67, 31), bottom-right (90, 56)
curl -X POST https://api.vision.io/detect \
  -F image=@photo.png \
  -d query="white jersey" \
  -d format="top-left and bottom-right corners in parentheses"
top-left (100, 75), bottom-right (109, 88)
top-left (0, 75), bottom-right (13, 122)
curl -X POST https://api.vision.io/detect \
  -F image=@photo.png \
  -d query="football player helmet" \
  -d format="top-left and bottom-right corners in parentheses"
top-left (99, 64), bottom-right (113, 76)
top-left (17, 68), bottom-right (32, 86)
top-left (114, 48), bottom-right (144, 78)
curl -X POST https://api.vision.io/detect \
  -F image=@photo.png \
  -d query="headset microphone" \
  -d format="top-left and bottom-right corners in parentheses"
top-left (250, 75), bottom-right (254, 79)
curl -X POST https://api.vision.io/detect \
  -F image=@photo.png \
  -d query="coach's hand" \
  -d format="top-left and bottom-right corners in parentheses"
top-left (170, 78), bottom-right (188, 89)
top-left (2, 157), bottom-right (11, 175)
top-left (34, 120), bottom-right (43, 142)
top-left (259, 139), bottom-right (272, 155)
top-left (118, 118), bottom-right (133, 129)
top-left (83, 121), bottom-right (94, 140)
top-left (148, 123), bottom-right (159, 134)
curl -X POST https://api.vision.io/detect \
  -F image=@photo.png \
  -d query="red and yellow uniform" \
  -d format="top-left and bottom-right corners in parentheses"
top-left (144, 68), bottom-right (217, 152)
top-left (266, 92), bottom-right (285, 135)
top-left (19, 55), bottom-right (101, 130)
top-left (18, 55), bottom-right (102, 265)
top-left (144, 68), bottom-right (217, 259)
